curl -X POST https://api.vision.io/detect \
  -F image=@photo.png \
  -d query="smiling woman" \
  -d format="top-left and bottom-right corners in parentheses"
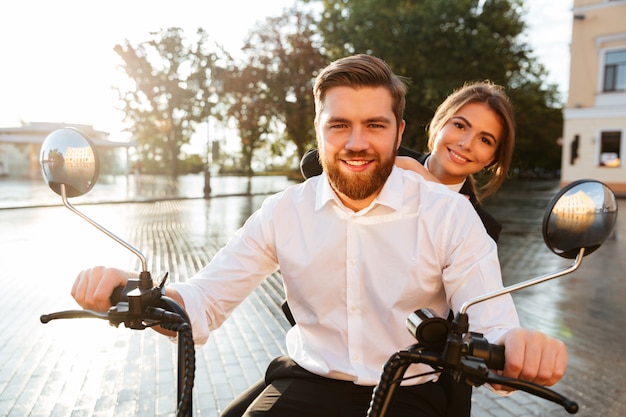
top-left (427, 102), bottom-right (502, 186)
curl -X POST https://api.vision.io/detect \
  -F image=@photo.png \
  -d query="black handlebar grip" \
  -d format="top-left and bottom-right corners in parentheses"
top-left (469, 336), bottom-right (505, 370)
top-left (486, 344), bottom-right (505, 370)
top-left (109, 279), bottom-right (140, 305)
top-left (109, 286), bottom-right (124, 305)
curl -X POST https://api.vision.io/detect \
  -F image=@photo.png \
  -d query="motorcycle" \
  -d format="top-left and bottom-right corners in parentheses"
top-left (38, 128), bottom-right (618, 416)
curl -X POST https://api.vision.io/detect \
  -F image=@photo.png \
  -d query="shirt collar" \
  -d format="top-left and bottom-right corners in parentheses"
top-left (315, 167), bottom-right (404, 213)
top-left (315, 173), bottom-right (338, 211)
top-left (423, 155), bottom-right (465, 193)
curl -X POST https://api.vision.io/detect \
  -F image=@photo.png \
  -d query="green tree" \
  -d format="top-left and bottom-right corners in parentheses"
top-left (114, 27), bottom-right (222, 177)
top-left (310, 0), bottom-right (562, 173)
top-left (220, 60), bottom-right (274, 176)
top-left (508, 64), bottom-right (563, 177)
top-left (240, 6), bottom-right (328, 158)
top-left (179, 153), bottom-right (205, 174)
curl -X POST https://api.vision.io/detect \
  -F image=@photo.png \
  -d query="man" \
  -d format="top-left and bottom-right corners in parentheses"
top-left (72, 54), bottom-right (566, 417)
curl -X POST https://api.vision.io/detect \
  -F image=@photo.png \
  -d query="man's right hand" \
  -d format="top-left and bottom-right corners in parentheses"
top-left (72, 267), bottom-right (185, 338)
top-left (71, 266), bottom-right (133, 312)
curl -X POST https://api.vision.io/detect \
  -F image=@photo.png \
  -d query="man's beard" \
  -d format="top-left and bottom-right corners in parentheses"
top-left (321, 149), bottom-right (396, 201)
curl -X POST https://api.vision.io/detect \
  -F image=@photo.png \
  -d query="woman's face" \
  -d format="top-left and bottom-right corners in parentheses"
top-left (429, 102), bottom-right (502, 185)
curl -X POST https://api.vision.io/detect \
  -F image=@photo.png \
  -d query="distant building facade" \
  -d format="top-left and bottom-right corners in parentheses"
top-left (562, 0), bottom-right (626, 196)
top-left (0, 122), bottom-right (132, 179)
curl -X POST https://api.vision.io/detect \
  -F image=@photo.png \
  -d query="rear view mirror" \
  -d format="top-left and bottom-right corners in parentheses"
top-left (542, 179), bottom-right (618, 259)
top-left (39, 127), bottom-right (99, 198)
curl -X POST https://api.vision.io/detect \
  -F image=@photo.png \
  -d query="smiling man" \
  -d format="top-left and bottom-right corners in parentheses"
top-left (317, 85), bottom-right (404, 209)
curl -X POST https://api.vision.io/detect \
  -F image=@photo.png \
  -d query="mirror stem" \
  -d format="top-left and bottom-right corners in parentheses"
top-left (459, 248), bottom-right (585, 315)
top-left (61, 184), bottom-right (148, 272)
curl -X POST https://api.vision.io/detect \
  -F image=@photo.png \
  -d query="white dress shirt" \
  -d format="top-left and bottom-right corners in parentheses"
top-left (170, 167), bottom-right (520, 386)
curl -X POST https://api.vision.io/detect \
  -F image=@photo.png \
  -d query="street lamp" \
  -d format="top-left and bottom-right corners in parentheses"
top-left (203, 81), bottom-right (223, 199)
top-left (203, 119), bottom-right (212, 198)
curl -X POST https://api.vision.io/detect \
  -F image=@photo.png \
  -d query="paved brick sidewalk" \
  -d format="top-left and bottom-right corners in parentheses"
top-left (1, 188), bottom-right (624, 416)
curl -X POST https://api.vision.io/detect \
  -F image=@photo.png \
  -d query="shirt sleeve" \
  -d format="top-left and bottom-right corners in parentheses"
top-left (170, 195), bottom-right (281, 345)
top-left (442, 197), bottom-right (520, 342)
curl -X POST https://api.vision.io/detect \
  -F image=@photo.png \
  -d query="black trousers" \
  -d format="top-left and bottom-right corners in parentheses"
top-left (221, 356), bottom-right (446, 417)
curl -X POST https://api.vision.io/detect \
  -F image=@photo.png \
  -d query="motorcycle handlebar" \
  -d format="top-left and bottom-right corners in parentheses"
top-left (467, 333), bottom-right (505, 371)
top-left (488, 344), bottom-right (505, 370)
top-left (367, 308), bottom-right (577, 416)
top-left (367, 338), bottom-right (578, 417)
top-left (110, 278), bottom-right (140, 305)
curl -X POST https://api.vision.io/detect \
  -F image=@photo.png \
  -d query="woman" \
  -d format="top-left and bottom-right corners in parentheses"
top-left (301, 80), bottom-right (515, 242)
top-left (223, 81), bottom-right (516, 417)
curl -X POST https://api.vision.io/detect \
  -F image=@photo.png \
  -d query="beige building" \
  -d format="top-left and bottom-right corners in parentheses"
top-left (562, 0), bottom-right (626, 196)
top-left (0, 122), bottom-right (131, 179)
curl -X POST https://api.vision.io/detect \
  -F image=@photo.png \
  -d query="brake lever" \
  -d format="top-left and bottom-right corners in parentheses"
top-left (40, 303), bottom-right (177, 328)
top-left (40, 309), bottom-right (111, 323)
top-left (452, 352), bottom-right (579, 414)
top-left (40, 302), bottom-right (148, 329)
top-left (478, 370), bottom-right (579, 414)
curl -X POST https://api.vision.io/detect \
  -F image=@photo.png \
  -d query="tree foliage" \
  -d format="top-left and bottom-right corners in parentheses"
top-left (311, 0), bottom-right (563, 173)
top-left (113, 0), bottom-right (564, 178)
top-left (219, 60), bottom-right (274, 176)
top-left (508, 75), bottom-right (563, 176)
top-left (114, 27), bottom-right (222, 177)
top-left (239, 7), bottom-right (328, 158)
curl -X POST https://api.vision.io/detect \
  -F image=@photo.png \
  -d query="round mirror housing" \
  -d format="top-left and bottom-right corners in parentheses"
top-left (542, 179), bottom-right (618, 259)
top-left (39, 128), bottom-right (99, 198)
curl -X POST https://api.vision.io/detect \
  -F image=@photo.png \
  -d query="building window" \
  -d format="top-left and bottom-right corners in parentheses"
top-left (599, 131), bottom-right (622, 168)
top-left (603, 50), bottom-right (626, 92)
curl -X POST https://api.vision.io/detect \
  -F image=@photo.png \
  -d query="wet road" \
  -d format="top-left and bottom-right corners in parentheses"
top-left (0, 178), bottom-right (624, 416)
top-left (480, 182), bottom-right (626, 416)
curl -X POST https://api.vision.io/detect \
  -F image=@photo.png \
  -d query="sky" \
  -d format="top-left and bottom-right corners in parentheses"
top-left (0, 0), bottom-right (573, 144)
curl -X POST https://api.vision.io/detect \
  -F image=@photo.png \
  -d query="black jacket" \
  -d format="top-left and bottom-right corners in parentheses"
top-left (300, 146), bottom-right (501, 242)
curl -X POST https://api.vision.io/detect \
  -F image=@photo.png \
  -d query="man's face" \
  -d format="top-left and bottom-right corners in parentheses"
top-left (316, 86), bottom-right (404, 210)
